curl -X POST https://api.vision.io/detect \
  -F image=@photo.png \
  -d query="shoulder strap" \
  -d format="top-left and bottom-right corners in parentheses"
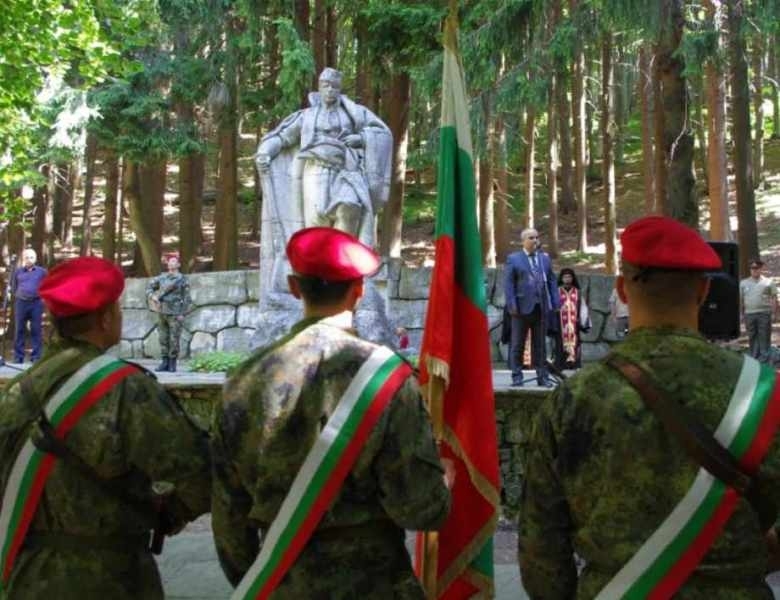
top-left (606, 354), bottom-right (777, 530)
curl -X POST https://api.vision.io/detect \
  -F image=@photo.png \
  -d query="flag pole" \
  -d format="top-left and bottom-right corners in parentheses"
top-left (421, 3), bottom-right (460, 597)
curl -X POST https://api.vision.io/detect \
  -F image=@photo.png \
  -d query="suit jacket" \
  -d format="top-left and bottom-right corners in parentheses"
top-left (504, 250), bottom-right (559, 316)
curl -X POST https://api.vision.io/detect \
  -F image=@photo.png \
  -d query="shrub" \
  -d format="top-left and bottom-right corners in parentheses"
top-left (189, 351), bottom-right (250, 374)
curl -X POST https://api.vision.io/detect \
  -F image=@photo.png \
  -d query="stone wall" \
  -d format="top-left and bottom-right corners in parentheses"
top-left (118, 271), bottom-right (261, 358)
top-left (387, 261), bottom-right (620, 364)
top-left (118, 265), bottom-right (619, 363)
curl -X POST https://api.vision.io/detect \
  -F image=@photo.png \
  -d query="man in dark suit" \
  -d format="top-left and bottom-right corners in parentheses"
top-left (504, 228), bottom-right (559, 387)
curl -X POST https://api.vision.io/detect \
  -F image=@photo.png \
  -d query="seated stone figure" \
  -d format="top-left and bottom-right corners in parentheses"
top-left (256, 67), bottom-right (392, 246)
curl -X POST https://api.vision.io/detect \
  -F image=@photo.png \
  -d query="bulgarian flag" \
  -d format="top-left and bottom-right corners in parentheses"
top-left (414, 11), bottom-right (500, 599)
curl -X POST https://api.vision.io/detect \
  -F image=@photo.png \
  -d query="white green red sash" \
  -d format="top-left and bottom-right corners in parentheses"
top-left (596, 356), bottom-right (780, 599)
top-left (231, 346), bottom-right (413, 600)
top-left (0, 355), bottom-right (139, 587)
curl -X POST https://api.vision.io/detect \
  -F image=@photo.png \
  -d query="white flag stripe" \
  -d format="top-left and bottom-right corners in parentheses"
top-left (442, 41), bottom-right (472, 159)
top-left (0, 355), bottom-right (121, 563)
top-left (595, 356), bottom-right (760, 598)
top-left (232, 346), bottom-right (395, 600)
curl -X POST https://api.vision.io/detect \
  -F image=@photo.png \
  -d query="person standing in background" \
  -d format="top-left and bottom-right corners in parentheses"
top-left (146, 254), bottom-right (191, 372)
top-left (740, 257), bottom-right (777, 363)
top-left (609, 285), bottom-right (630, 339)
top-left (504, 228), bottom-right (559, 387)
top-left (11, 248), bottom-right (47, 363)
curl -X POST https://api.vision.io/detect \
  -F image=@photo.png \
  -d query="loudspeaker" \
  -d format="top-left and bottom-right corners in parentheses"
top-left (699, 241), bottom-right (740, 340)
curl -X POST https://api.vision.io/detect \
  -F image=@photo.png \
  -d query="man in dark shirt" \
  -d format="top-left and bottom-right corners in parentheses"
top-left (11, 248), bottom-right (47, 363)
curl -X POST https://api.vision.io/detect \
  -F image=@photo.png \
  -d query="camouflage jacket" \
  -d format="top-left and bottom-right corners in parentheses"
top-left (519, 327), bottom-right (780, 600)
top-left (146, 272), bottom-right (191, 316)
top-left (0, 338), bottom-right (211, 600)
top-left (212, 312), bottom-right (451, 599)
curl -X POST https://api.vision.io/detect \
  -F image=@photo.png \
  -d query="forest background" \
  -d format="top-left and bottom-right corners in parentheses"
top-left (1, 0), bottom-right (780, 282)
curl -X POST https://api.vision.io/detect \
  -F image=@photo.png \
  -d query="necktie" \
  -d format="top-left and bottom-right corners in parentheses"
top-left (530, 253), bottom-right (539, 272)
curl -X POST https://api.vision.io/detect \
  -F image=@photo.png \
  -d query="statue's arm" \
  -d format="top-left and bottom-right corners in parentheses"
top-left (256, 111), bottom-right (304, 172)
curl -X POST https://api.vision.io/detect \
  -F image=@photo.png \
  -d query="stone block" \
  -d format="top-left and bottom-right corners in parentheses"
top-left (586, 274), bottom-right (616, 315)
top-left (143, 329), bottom-right (160, 358)
top-left (386, 258), bottom-right (403, 299)
top-left (397, 266), bottom-right (432, 300)
top-left (189, 271), bottom-right (248, 306)
top-left (185, 305), bottom-right (236, 333)
top-left (121, 278), bottom-right (149, 309)
top-left (582, 342), bottom-right (611, 363)
top-left (131, 340), bottom-right (145, 358)
top-left (580, 311), bottom-right (606, 343)
top-left (189, 332), bottom-right (216, 354)
top-left (486, 266), bottom-right (505, 307)
top-left (237, 304), bottom-right (262, 329)
top-left (114, 340), bottom-right (133, 358)
top-left (390, 299), bottom-right (428, 329)
top-left (122, 309), bottom-right (158, 340)
top-left (245, 270), bottom-right (260, 302)
top-left (217, 327), bottom-right (254, 353)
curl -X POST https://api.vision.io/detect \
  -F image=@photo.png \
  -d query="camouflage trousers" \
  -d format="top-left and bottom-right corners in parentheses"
top-left (157, 314), bottom-right (183, 358)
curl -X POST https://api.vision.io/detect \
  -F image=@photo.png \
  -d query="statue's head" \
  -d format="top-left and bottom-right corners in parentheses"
top-left (318, 68), bottom-right (343, 106)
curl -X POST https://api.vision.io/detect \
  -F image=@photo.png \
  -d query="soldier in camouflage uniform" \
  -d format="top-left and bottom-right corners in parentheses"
top-left (0, 257), bottom-right (210, 599)
top-left (146, 255), bottom-right (191, 372)
top-left (519, 216), bottom-right (780, 599)
top-left (212, 227), bottom-right (452, 598)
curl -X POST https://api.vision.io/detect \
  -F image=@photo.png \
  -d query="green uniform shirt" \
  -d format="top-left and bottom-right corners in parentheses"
top-left (146, 272), bottom-right (191, 316)
top-left (519, 327), bottom-right (780, 600)
top-left (0, 338), bottom-right (211, 599)
top-left (212, 312), bottom-right (451, 599)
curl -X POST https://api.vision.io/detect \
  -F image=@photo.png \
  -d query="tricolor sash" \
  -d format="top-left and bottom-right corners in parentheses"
top-left (0, 355), bottom-right (139, 587)
top-left (231, 346), bottom-right (413, 600)
top-left (596, 356), bottom-right (780, 599)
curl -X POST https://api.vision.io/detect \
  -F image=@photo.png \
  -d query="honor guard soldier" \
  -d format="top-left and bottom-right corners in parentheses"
top-left (519, 216), bottom-right (780, 599)
top-left (146, 254), bottom-right (191, 372)
top-left (212, 227), bottom-right (453, 599)
top-left (0, 257), bottom-right (210, 599)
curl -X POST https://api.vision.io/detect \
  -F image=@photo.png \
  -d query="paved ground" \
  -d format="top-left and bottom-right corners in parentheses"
top-left (160, 516), bottom-right (780, 599)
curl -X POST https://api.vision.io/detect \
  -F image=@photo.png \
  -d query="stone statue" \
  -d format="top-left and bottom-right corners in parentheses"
top-left (251, 68), bottom-right (394, 349)
top-left (256, 67), bottom-right (392, 246)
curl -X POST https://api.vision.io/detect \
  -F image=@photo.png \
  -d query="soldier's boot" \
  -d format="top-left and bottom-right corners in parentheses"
top-left (168, 358), bottom-right (177, 373)
top-left (156, 357), bottom-right (169, 372)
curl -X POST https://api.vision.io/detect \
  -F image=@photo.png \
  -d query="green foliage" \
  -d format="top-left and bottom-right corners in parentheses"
top-left (189, 351), bottom-right (250, 374)
top-left (273, 18), bottom-right (316, 118)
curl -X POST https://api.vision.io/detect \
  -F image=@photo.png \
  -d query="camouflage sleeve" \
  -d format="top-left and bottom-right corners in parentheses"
top-left (518, 387), bottom-right (577, 599)
top-left (372, 376), bottom-right (451, 531)
top-left (211, 402), bottom-right (259, 587)
top-left (120, 372), bottom-right (211, 526)
top-left (145, 276), bottom-right (159, 296)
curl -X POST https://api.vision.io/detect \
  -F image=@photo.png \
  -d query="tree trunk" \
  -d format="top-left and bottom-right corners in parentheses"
top-left (103, 150), bottom-right (119, 261)
top-left (355, 17), bottom-right (372, 107)
top-left (479, 95), bottom-right (496, 268)
top-left (80, 132), bottom-right (98, 256)
top-left (639, 46), bottom-right (656, 213)
top-left (728, 0), bottom-right (758, 274)
top-left (177, 99), bottom-right (203, 272)
top-left (51, 162), bottom-right (71, 244)
top-left (770, 33), bottom-right (780, 139)
top-left (381, 71), bottom-right (411, 258)
top-left (30, 166), bottom-right (51, 265)
top-left (214, 81), bottom-right (239, 270)
top-left (557, 66), bottom-right (575, 215)
top-left (494, 116), bottom-right (510, 261)
top-left (570, 0), bottom-right (588, 250)
top-left (602, 33), bottom-right (617, 274)
top-left (655, 0), bottom-right (697, 227)
top-left (692, 74), bottom-right (709, 190)
top-left (752, 32), bottom-right (765, 189)
top-left (613, 40), bottom-right (626, 165)
top-left (652, 56), bottom-right (667, 214)
top-left (548, 71), bottom-right (560, 258)
top-left (523, 106), bottom-right (536, 229)
top-left (294, 0), bottom-right (309, 42)
top-left (125, 160), bottom-right (163, 277)
top-left (325, 5), bottom-right (337, 67)
top-left (312, 0), bottom-right (326, 78)
top-left (705, 0), bottom-right (730, 241)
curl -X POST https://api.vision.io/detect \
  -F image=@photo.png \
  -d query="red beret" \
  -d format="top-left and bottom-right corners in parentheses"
top-left (39, 257), bottom-right (125, 317)
top-left (620, 216), bottom-right (722, 271)
top-left (286, 227), bottom-right (381, 281)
